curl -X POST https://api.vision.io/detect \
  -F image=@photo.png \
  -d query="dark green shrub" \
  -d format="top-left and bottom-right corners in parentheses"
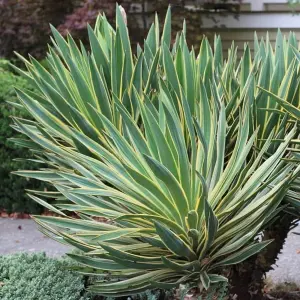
top-left (0, 63), bottom-right (46, 213)
top-left (0, 252), bottom-right (90, 300)
top-left (0, 251), bottom-right (164, 300)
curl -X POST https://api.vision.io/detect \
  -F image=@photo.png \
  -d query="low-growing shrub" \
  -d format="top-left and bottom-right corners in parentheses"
top-left (0, 252), bottom-right (173, 300)
top-left (0, 62), bottom-right (46, 213)
top-left (0, 252), bottom-right (90, 300)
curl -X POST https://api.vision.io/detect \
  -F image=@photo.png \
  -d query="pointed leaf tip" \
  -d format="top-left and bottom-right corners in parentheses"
top-left (119, 5), bottom-right (127, 25)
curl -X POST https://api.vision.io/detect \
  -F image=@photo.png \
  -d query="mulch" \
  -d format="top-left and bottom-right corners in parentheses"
top-left (0, 211), bottom-right (48, 219)
top-left (264, 292), bottom-right (300, 300)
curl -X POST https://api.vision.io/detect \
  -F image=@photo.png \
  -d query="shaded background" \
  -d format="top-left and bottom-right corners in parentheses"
top-left (0, 0), bottom-right (242, 59)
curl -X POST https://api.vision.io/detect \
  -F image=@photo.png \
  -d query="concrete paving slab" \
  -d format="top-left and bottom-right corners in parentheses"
top-left (267, 226), bottom-right (300, 283)
top-left (0, 218), bottom-right (70, 257)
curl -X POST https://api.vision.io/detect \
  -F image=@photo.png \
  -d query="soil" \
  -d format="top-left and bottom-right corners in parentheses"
top-left (264, 292), bottom-right (300, 300)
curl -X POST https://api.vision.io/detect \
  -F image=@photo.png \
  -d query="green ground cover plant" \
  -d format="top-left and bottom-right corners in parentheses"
top-left (0, 252), bottom-right (89, 300)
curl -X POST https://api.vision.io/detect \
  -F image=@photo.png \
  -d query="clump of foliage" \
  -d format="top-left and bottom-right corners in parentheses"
top-left (58, 0), bottom-right (129, 38)
top-left (0, 61), bottom-right (46, 213)
top-left (0, 252), bottom-right (89, 300)
top-left (13, 5), bottom-right (300, 298)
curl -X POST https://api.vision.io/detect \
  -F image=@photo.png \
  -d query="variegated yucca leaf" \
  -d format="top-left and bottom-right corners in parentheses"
top-left (12, 5), bottom-right (300, 296)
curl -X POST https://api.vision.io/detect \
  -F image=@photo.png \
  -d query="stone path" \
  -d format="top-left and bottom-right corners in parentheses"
top-left (267, 226), bottom-right (300, 283)
top-left (1, 218), bottom-right (300, 283)
top-left (0, 218), bottom-right (70, 257)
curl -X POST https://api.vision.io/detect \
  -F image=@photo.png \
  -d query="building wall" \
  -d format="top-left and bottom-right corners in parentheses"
top-left (204, 29), bottom-right (300, 57)
top-left (129, 1), bottom-right (300, 56)
top-left (198, 0), bottom-right (300, 56)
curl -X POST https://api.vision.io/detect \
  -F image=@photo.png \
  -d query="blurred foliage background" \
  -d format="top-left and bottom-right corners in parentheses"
top-left (0, 0), bottom-right (241, 59)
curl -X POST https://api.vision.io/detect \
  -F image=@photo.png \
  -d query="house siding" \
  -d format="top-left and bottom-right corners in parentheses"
top-left (198, 1), bottom-right (300, 56)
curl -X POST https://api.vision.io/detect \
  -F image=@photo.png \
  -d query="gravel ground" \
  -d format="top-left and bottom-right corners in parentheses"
top-left (1, 218), bottom-right (300, 282)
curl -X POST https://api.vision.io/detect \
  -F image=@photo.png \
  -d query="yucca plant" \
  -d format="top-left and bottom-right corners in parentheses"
top-left (12, 5), bottom-right (300, 298)
top-left (226, 31), bottom-right (300, 298)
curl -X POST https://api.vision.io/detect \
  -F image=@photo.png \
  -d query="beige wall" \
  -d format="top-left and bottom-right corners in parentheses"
top-left (199, 1), bottom-right (300, 57)
top-left (129, 1), bottom-right (300, 57)
top-left (203, 29), bottom-right (300, 57)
